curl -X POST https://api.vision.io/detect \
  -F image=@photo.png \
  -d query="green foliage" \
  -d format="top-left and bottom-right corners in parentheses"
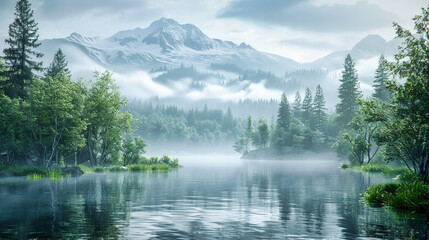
top-left (233, 134), bottom-right (250, 154)
top-left (336, 99), bottom-right (382, 165)
top-left (366, 7), bottom-right (429, 180)
top-left (253, 117), bottom-right (269, 149)
top-left (93, 167), bottom-right (106, 173)
top-left (292, 91), bottom-right (302, 120)
top-left (129, 164), bottom-right (170, 172)
top-left (125, 102), bottom-right (239, 144)
top-left (339, 163), bottom-right (350, 169)
top-left (0, 91), bottom-right (27, 165)
top-left (270, 125), bottom-right (286, 151)
top-left (122, 137), bottom-right (146, 166)
top-left (277, 92), bottom-right (291, 133)
top-left (27, 72), bottom-right (86, 167)
top-left (82, 71), bottom-right (132, 166)
top-left (372, 55), bottom-right (392, 102)
top-left (336, 54), bottom-right (362, 128)
top-left (2, 0), bottom-right (43, 98)
top-left (77, 164), bottom-right (94, 174)
top-left (364, 181), bottom-right (429, 213)
top-left (301, 88), bottom-right (313, 127)
top-left (312, 84), bottom-right (327, 132)
top-left (46, 48), bottom-right (71, 78)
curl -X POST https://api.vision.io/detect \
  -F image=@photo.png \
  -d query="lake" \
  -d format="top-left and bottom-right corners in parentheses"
top-left (0, 152), bottom-right (427, 239)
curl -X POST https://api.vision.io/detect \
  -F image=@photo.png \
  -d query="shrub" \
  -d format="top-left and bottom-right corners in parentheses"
top-left (364, 181), bottom-right (429, 213)
top-left (93, 167), bottom-right (106, 172)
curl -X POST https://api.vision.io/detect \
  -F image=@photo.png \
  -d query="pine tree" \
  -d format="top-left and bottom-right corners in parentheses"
top-left (245, 116), bottom-right (254, 140)
top-left (336, 54), bottom-right (361, 127)
top-left (372, 55), bottom-right (392, 102)
top-left (313, 84), bottom-right (327, 132)
top-left (46, 49), bottom-right (71, 78)
top-left (301, 88), bottom-right (313, 127)
top-left (292, 91), bottom-right (302, 120)
top-left (2, 0), bottom-right (43, 98)
top-left (277, 92), bottom-right (291, 132)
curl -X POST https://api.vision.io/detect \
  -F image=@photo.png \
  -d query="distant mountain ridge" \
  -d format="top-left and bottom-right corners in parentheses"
top-left (308, 34), bottom-right (401, 70)
top-left (40, 18), bottom-right (300, 75)
top-left (36, 18), bottom-right (403, 106)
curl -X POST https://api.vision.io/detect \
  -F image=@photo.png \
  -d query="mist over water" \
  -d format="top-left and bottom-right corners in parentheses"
top-left (0, 153), bottom-right (426, 239)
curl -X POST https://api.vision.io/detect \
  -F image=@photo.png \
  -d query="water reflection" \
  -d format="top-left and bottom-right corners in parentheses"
top-left (0, 155), bottom-right (427, 239)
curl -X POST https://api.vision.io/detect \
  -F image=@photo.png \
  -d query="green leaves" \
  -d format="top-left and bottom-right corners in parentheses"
top-left (336, 54), bottom-right (362, 128)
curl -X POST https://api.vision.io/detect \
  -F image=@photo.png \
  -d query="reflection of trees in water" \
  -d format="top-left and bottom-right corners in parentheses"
top-left (0, 174), bottom-right (142, 239)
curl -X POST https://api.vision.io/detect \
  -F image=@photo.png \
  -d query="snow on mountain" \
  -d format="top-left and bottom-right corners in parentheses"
top-left (38, 18), bottom-right (402, 105)
top-left (40, 18), bottom-right (299, 76)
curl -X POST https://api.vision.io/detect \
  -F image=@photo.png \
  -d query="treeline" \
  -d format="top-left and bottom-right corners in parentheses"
top-left (233, 6), bottom-right (428, 183)
top-left (0, 0), bottom-right (141, 168)
top-left (334, 13), bottom-right (428, 181)
top-left (233, 84), bottom-right (337, 153)
top-left (124, 100), bottom-right (240, 144)
top-left (211, 62), bottom-right (327, 93)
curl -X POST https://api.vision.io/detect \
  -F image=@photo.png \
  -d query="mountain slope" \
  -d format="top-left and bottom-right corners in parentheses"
top-left (309, 34), bottom-right (401, 70)
top-left (40, 18), bottom-right (300, 76)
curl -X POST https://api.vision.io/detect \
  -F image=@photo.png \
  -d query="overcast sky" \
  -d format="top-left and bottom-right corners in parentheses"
top-left (0, 0), bottom-right (425, 62)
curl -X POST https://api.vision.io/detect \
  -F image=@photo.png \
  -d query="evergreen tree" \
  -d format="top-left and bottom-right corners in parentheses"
top-left (372, 55), bottom-right (392, 102)
top-left (277, 92), bottom-right (291, 133)
top-left (292, 91), bottom-right (302, 120)
top-left (313, 85), bottom-right (327, 132)
top-left (301, 88), bottom-right (313, 127)
top-left (336, 54), bottom-right (361, 127)
top-left (2, 0), bottom-right (43, 98)
top-left (254, 117), bottom-right (269, 149)
top-left (46, 48), bottom-right (71, 78)
top-left (245, 116), bottom-right (254, 140)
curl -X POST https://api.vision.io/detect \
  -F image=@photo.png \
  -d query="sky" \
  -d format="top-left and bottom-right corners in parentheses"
top-left (0, 0), bottom-right (425, 62)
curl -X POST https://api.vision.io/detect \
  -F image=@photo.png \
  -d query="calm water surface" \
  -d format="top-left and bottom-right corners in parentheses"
top-left (0, 153), bottom-right (427, 239)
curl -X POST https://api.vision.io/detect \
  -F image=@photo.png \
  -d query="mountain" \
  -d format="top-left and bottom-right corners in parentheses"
top-left (40, 18), bottom-right (299, 76)
top-left (309, 34), bottom-right (401, 70)
top-left (37, 19), bottom-right (401, 106)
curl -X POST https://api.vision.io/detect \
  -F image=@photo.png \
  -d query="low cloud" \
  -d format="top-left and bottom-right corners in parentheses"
top-left (114, 71), bottom-right (174, 99)
top-left (186, 80), bottom-right (282, 102)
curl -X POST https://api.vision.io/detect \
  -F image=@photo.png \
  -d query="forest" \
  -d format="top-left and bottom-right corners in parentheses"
top-left (0, 0), bottom-right (428, 224)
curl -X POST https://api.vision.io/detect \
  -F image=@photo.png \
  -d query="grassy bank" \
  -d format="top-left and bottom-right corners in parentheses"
top-left (78, 164), bottom-right (174, 173)
top-left (0, 166), bottom-right (69, 180)
top-left (339, 163), bottom-right (409, 177)
top-left (364, 181), bottom-right (429, 213)
top-left (340, 163), bottom-right (429, 213)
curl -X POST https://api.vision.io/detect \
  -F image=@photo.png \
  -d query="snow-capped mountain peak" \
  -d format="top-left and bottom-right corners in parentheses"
top-left (66, 32), bottom-right (99, 45)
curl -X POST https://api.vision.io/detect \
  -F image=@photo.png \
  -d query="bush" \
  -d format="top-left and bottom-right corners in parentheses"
top-left (128, 164), bottom-right (170, 172)
top-left (364, 181), bottom-right (429, 213)
top-left (339, 163), bottom-right (350, 169)
top-left (93, 167), bottom-right (106, 172)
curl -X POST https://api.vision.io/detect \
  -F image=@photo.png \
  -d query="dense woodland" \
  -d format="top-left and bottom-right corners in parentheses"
top-left (124, 101), bottom-right (239, 144)
top-left (233, 6), bottom-right (428, 182)
top-left (0, 0), bottom-right (427, 188)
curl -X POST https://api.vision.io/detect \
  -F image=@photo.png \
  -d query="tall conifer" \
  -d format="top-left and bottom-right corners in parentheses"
top-left (3, 0), bottom-right (43, 98)
top-left (372, 55), bottom-right (392, 102)
top-left (313, 84), bottom-right (327, 132)
top-left (336, 54), bottom-right (361, 127)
